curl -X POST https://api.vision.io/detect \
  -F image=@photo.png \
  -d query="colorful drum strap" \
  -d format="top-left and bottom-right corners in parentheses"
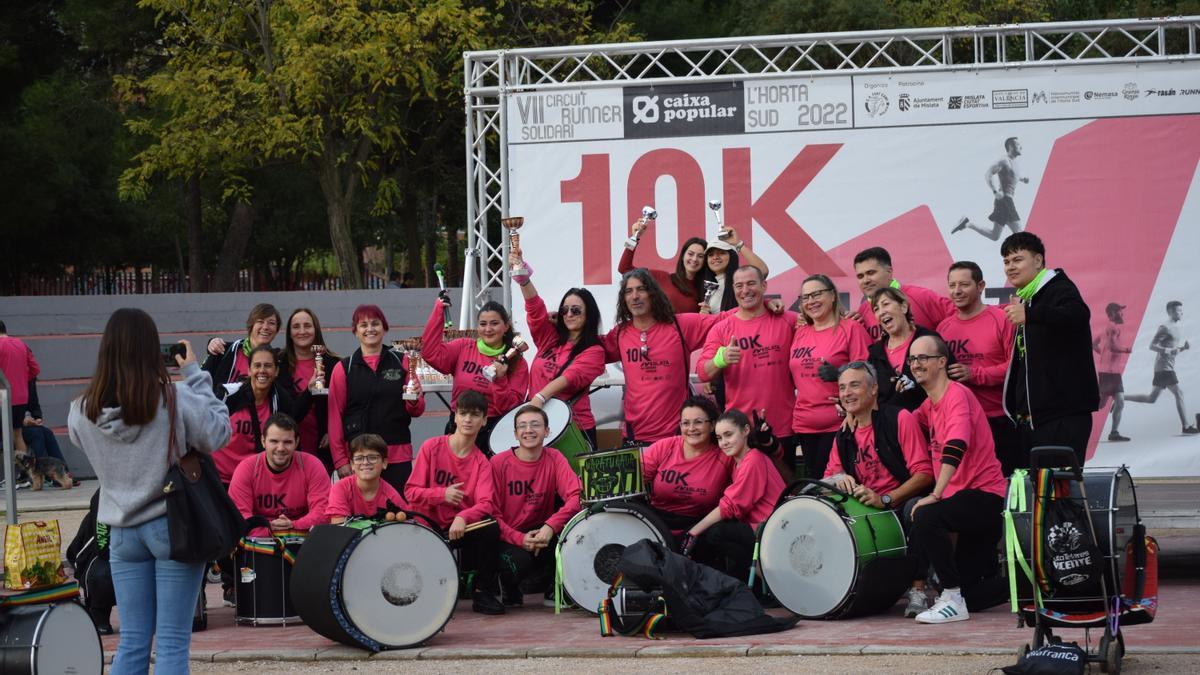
top-left (1004, 469), bottom-right (1042, 612)
top-left (239, 535), bottom-right (303, 565)
top-left (0, 581), bottom-right (80, 607)
top-left (597, 573), bottom-right (667, 640)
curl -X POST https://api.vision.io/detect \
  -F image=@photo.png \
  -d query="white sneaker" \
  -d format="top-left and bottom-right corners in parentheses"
top-left (915, 591), bottom-right (969, 624)
top-left (903, 587), bottom-right (930, 618)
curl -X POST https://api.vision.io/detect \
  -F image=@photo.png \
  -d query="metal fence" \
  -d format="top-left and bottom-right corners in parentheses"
top-left (6, 270), bottom-right (389, 296)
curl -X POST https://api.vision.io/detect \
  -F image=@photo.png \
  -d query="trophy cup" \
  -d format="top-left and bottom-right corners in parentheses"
top-left (403, 340), bottom-right (421, 401)
top-left (309, 345), bottom-right (328, 395)
top-left (702, 279), bottom-right (720, 309)
top-left (482, 335), bottom-right (529, 382)
top-left (434, 263), bottom-right (453, 329)
top-left (624, 206), bottom-right (658, 251)
top-left (708, 199), bottom-right (731, 240)
top-left (503, 216), bottom-right (528, 277)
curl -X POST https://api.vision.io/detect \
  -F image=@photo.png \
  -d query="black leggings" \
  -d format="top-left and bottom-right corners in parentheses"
top-left (910, 489), bottom-right (1003, 591)
top-left (497, 536), bottom-right (557, 590)
top-left (381, 461), bottom-right (412, 499)
top-left (694, 520), bottom-right (756, 583)
top-left (448, 522), bottom-right (501, 593)
top-left (794, 431), bottom-right (836, 479)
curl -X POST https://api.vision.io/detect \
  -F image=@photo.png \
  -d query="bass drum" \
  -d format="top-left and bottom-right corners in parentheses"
top-left (0, 601), bottom-right (103, 675)
top-left (291, 521), bottom-right (458, 651)
top-left (556, 501), bottom-right (673, 614)
top-left (758, 492), bottom-right (908, 619)
top-left (1007, 466), bottom-right (1139, 601)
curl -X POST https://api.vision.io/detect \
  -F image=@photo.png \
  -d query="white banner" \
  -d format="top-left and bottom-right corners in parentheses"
top-left (505, 61), bottom-right (1200, 477)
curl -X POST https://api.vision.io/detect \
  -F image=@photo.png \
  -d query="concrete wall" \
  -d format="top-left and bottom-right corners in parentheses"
top-left (1, 289), bottom-right (468, 478)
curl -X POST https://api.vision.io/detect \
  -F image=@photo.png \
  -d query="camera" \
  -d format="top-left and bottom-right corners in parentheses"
top-left (611, 587), bottom-right (664, 617)
top-left (160, 343), bottom-right (187, 367)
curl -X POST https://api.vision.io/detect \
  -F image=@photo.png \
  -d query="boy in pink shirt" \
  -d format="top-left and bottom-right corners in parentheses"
top-left (602, 270), bottom-right (720, 443)
top-left (227, 413), bottom-right (330, 538)
top-left (683, 409), bottom-right (785, 584)
top-left (906, 335), bottom-right (1006, 625)
top-left (938, 261), bottom-right (1019, 475)
top-left (327, 434), bottom-right (407, 523)
top-left (405, 390), bottom-right (504, 615)
top-left (697, 266), bottom-right (797, 450)
top-left (490, 405), bottom-right (581, 606)
top-left (852, 247), bottom-right (954, 340)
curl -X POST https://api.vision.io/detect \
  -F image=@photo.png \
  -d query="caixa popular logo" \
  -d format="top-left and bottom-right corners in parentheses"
top-left (623, 82), bottom-right (744, 139)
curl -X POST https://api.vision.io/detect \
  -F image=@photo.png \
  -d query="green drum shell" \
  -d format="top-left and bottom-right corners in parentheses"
top-left (758, 494), bottom-right (907, 619)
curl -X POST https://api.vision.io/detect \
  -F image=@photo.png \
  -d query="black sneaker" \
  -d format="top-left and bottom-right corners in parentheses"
top-left (501, 582), bottom-right (524, 607)
top-left (1108, 431), bottom-right (1131, 442)
top-left (472, 590), bottom-right (506, 615)
top-left (222, 585), bottom-right (235, 608)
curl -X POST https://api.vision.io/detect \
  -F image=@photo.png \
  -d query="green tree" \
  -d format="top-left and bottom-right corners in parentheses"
top-left (119, 0), bottom-right (487, 288)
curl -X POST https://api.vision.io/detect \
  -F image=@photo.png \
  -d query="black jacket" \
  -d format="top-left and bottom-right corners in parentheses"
top-left (223, 380), bottom-right (311, 453)
top-left (867, 326), bottom-right (955, 412)
top-left (1002, 269), bottom-right (1099, 425)
top-left (202, 337), bottom-right (249, 399)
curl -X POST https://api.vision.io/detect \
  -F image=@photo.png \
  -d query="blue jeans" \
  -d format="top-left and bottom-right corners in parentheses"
top-left (22, 425), bottom-right (67, 462)
top-left (109, 515), bottom-right (203, 674)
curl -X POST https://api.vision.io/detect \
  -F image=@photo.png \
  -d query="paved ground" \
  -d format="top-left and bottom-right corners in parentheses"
top-left (6, 483), bottom-right (1199, 671)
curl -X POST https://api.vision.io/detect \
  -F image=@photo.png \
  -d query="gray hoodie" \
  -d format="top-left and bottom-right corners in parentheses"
top-left (68, 362), bottom-right (232, 528)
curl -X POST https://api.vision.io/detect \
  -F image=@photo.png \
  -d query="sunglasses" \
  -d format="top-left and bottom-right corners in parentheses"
top-left (561, 305), bottom-right (584, 317)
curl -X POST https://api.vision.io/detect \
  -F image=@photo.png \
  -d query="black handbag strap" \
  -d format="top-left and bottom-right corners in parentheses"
top-left (164, 384), bottom-right (180, 468)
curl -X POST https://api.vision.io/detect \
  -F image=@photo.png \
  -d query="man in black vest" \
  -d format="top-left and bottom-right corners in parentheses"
top-left (822, 361), bottom-right (934, 617)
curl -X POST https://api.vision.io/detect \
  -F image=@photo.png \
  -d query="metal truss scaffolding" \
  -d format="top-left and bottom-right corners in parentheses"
top-left (462, 16), bottom-right (1200, 318)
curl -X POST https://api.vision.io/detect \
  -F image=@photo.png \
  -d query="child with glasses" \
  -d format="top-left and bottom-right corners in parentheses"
top-left (327, 434), bottom-right (407, 524)
top-left (490, 405), bottom-right (581, 607)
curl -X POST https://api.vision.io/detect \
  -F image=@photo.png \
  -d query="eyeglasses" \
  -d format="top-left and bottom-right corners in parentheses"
top-left (562, 305), bottom-right (584, 317)
top-left (351, 455), bottom-right (383, 465)
top-left (906, 354), bottom-right (944, 365)
top-left (799, 288), bottom-right (833, 302)
top-left (680, 419), bottom-right (711, 428)
top-left (516, 421), bottom-right (544, 430)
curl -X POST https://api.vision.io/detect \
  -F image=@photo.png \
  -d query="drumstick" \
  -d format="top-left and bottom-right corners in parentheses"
top-left (464, 518), bottom-right (497, 533)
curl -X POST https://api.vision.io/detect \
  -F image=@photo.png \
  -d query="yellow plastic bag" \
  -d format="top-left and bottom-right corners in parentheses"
top-left (4, 520), bottom-right (66, 590)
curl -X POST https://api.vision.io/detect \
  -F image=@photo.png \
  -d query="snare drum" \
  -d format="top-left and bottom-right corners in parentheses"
top-left (0, 601), bottom-right (103, 674)
top-left (235, 536), bottom-right (305, 626)
top-left (578, 446), bottom-right (645, 504)
top-left (491, 398), bottom-right (592, 471)
top-left (556, 501), bottom-right (673, 614)
top-left (291, 520), bottom-right (458, 651)
top-left (758, 489), bottom-right (908, 619)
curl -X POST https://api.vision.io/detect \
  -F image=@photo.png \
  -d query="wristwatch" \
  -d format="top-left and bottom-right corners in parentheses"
top-left (880, 493), bottom-right (893, 507)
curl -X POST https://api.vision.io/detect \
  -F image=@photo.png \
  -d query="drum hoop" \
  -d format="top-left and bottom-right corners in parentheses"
top-left (758, 495), bottom-right (866, 618)
top-left (337, 521), bottom-right (458, 650)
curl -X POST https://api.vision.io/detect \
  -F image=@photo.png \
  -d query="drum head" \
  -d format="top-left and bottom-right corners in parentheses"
top-left (341, 522), bottom-right (459, 648)
top-left (490, 399), bottom-right (571, 456)
top-left (759, 496), bottom-right (857, 618)
top-left (558, 502), bottom-right (671, 614)
top-left (1, 602), bottom-right (103, 675)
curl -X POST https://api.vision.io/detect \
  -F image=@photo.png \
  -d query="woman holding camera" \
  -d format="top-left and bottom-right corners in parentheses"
top-left (68, 308), bottom-right (230, 674)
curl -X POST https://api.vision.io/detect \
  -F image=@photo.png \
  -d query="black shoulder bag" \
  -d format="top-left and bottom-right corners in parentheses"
top-left (162, 385), bottom-right (247, 563)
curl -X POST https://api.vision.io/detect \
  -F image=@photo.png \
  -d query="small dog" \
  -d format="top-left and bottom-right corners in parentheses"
top-left (14, 453), bottom-right (74, 491)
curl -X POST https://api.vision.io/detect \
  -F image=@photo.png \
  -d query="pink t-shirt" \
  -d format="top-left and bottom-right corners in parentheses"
top-left (885, 333), bottom-right (914, 373)
top-left (824, 409), bottom-right (934, 497)
top-left (214, 400), bottom-right (272, 483)
top-left (641, 436), bottom-right (733, 519)
top-left (228, 452), bottom-right (331, 538)
top-left (698, 310), bottom-right (797, 435)
top-left (915, 381), bottom-right (1007, 499)
top-left (524, 295), bottom-right (606, 430)
top-left (859, 283), bottom-right (955, 341)
top-left (1095, 321), bottom-right (1125, 374)
top-left (788, 319), bottom-right (872, 434)
top-left (327, 478), bottom-right (407, 519)
top-left (602, 313), bottom-right (719, 442)
top-left (937, 306), bottom-right (1015, 418)
top-left (405, 436), bottom-right (496, 528)
top-left (490, 447), bottom-right (582, 547)
top-left (0, 336), bottom-right (39, 406)
top-left (719, 450), bottom-right (785, 528)
top-left (421, 302), bottom-right (529, 418)
top-left (289, 358), bottom-right (321, 454)
top-left (327, 353), bottom-right (424, 469)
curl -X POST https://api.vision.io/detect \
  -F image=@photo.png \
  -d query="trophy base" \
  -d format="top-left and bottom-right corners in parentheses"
top-left (309, 389), bottom-right (329, 396)
top-left (623, 238), bottom-right (639, 251)
top-left (403, 393), bottom-right (419, 402)
top-left (717, 229), bottom-right (733, 241)
top-left (510, 266), bottom-right (529, 277)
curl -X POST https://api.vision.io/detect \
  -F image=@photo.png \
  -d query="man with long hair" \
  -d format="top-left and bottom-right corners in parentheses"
top-left (603, 269), bottom-right (720, 444)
